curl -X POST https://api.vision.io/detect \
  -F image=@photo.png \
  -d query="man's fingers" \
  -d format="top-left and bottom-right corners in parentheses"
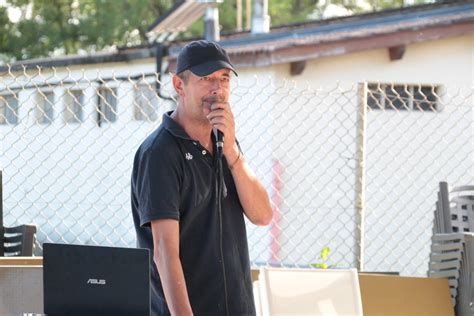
top-left (206, 109), bottom-right (225, 119)
top-left (207, 102), bottom-right (235, 145)
top-left (210, 102), bottom-right (229, 111)
top-left (209, 117), bottom-right (226, 125)
top-left (212, 123), bottom-right (226, 132)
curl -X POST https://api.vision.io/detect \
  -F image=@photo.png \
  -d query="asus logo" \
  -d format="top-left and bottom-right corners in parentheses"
top-left (87, 278), bottom-right (106, 285)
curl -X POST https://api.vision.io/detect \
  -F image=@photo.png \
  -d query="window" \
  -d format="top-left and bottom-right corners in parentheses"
top-left (36, 91), bottom-right (55, 124)
top-left (367, 84), bottom-right (440, 111)
top-left (64, 89), bottom-right (84, 123)
top-left (134, 84), bottom-right (158, 121)
top-left (0, 93), bottom-right (19, 125)
top-left (413, 86), bottom-right (439, 111)
top-left (97, 87), bottom-right (117, 125)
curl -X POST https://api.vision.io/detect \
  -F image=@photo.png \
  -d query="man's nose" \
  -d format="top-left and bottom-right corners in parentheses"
top-left (210, 79), bottom-right (221, 95)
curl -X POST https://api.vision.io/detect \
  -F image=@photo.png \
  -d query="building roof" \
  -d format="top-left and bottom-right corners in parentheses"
top-left (2, 1), bottom-right (473, 73)
top-left (167, 0), bottom-right (474, 69)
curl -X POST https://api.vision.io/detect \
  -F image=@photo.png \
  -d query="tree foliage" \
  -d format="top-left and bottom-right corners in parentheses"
top-left (1, 0), bottom-right (174, 62)
top-left (0, 0), bottom-right (435, 63)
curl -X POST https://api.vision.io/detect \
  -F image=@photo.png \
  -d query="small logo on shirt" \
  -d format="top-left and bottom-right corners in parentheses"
top-left (185, 153), bottom-right (193, 160)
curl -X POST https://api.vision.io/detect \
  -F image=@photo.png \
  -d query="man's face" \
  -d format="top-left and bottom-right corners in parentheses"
top-left (180, 68), bottom-right (231, 122)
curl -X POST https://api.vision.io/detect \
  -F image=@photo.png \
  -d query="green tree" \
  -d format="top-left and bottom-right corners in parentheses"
top-left (0, 0), bottom-right (435, 63)
top-left (0, 7), bottom-right (14, 60)
top-left (270, 0), bottom-right (319, 26)
top-left (367, 0), bottom-right (433, 10)
top-left (1, 0), bottom-right (174, 62)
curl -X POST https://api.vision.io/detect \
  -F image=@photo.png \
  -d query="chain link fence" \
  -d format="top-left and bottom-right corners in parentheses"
top-left (1, 66), bottom-right (472, 277)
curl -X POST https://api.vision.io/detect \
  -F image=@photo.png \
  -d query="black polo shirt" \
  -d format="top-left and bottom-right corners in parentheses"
top-left (131, 112), bottom-right (256, 316)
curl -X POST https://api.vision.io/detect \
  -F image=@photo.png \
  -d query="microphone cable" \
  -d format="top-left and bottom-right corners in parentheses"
top-left (216, 148), bottom-right (229, 316)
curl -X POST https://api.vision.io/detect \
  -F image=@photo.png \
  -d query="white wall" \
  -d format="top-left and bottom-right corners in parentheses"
top-left (261, 34), bottom-right (474, 274)
top-left (290, 35), bottom-right (473, 86)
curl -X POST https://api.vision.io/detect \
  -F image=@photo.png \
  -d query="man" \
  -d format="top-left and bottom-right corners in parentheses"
top-left (131, 40), bottom-right (273, 316)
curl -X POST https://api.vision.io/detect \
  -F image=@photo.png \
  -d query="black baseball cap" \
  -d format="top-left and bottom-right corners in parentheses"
top-left (176, 40), bottom-right (238, 77)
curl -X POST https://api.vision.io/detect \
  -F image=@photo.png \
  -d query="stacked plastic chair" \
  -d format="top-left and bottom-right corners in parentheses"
top-left (428, 182), bottom-right (474, 316)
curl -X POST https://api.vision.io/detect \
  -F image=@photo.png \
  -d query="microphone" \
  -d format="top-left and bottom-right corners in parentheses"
top-left (214, 128), bottom-right (224, 159)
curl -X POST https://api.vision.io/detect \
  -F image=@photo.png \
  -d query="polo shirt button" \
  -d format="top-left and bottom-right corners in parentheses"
top-left (202, 150), bottom-right (206, 155)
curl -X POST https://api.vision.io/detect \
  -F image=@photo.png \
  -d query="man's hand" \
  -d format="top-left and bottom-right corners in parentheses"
top-left (206, 102), bottom-right (240, 162)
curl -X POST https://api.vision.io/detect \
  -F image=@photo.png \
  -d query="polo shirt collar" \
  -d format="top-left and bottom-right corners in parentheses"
top-left (162, 111), bottom-right (193, 140)
top-left (162, 111), bottom-right (218, 150)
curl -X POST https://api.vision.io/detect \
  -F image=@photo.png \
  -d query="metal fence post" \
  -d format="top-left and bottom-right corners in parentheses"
top-left (0, 169), bottom-right (4, 255)
top-left (0, 169), bottom-right (3, 228)
top-left (355, 82), bottom-right (368, 271)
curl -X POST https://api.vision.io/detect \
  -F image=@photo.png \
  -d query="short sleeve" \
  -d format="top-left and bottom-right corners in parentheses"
top-left (133, 147), bottom-right (182, 227)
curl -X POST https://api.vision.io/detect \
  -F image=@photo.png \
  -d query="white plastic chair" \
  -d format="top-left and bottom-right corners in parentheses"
top-left (253, 280), bottom-right (263, 316)
top-left (259, 267), bottom-right (363, 316)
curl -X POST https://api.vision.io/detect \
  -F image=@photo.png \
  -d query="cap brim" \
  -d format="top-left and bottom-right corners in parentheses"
top-left (189, 60), bottom-right (238, 77)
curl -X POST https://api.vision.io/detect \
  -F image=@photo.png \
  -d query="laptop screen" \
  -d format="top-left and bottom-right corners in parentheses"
top-left (43, 243), bottom-right (150, 315)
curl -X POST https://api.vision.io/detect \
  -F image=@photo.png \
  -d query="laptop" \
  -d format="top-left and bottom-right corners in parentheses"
top-left (43, 243), bottom-right (150, 315)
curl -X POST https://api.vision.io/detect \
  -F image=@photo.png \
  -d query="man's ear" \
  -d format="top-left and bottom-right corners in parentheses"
top-left (172, 75), bottom-right (185, 97)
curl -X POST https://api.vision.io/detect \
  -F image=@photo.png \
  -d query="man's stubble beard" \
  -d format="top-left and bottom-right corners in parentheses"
top-left (187, 101), bottom-right (212, 126)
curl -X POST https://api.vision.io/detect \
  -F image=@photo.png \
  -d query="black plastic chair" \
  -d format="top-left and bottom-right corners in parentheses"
top-left (0, 224), bottom-right (37, 256)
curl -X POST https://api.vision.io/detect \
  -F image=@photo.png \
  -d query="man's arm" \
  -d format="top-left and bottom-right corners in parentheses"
top-left (151, 219), bottom-right (193, 316)
top-left (207, 103), bottom-right (273, 226)
top-left (227, 144), bottom-right (273, 226)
